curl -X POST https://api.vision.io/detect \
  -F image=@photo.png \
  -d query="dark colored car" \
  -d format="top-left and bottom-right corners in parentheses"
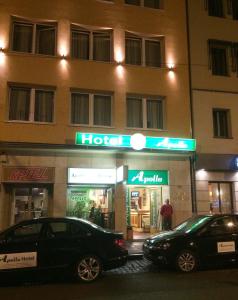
top-left (143, 214), bottom-right (238, 272)
top-left (0, 217), bottom-right (128, 282)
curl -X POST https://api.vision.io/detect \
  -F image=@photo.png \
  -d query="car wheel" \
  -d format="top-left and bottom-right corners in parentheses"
top-left (175, 250), bottom-right (197, 273)
top-left (75, 255), bottom-right (102, 282)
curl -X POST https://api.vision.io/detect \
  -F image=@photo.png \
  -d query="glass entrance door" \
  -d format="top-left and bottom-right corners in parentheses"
top-left (208, 182), bottom-right (233, 214)
top-left (14, 187), bottom-right (48, 224)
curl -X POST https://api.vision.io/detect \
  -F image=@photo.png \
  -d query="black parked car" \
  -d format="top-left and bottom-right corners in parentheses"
top-left (143, 214), bottom-right (238, 272)
top-left (0, 217), bottom-right (128, 282)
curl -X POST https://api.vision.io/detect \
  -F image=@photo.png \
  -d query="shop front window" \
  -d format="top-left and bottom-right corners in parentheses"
top-left (67, 187), bottom-right (114, 229)
top-left (208, 182), bottom-right (233, 214)
top-left (14, 187), bottom-right (48, 224)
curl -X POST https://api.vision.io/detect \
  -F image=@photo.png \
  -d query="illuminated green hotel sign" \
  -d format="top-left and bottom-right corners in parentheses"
top-left (127, 170), bottom-right (169, 185)
top-left (75, 132), bottom-right (196, 151)
top-left (75, 132), bottom-right (196, 152)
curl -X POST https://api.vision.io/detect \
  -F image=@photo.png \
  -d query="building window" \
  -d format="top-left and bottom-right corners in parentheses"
top-left (213, 109), bottom-right (231, 138)
top-left (231, 0), bottom-right (238, 20)
top-left (11, 19), bottom-right (56, 55)
top-left (125, 0), bottom-right (161, 9)
top-left (144, 0), bottom-right (160, 9)
top-left (207, 0), bottom-right (224, 17)
top-left (71, 27), bottom-right (112, 62)
top-left (71, 91), bottom-right (112, 127)
top-left (8, 86), bottom-right (54, 123)
top-left (127, 96), bottom-right (164, 129)
top-left (126, 33), bottom-right (163, 67)
top-left (208, 40), bottom-right (230, 76)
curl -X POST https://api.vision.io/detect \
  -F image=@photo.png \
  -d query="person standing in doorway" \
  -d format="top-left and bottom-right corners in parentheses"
top-left (160, 199), bottom-right (173, 231)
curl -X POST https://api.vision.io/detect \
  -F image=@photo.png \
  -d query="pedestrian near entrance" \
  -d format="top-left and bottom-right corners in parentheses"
top-left (160, 199), bottom-right (173, 231)
top-left (89, 201), bottom-right (96, 222)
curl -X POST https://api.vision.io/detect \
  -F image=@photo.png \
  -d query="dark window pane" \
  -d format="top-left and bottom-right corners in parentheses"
top-left (147, 99), bottom-right (163, 129)
top-left (93, 32), bottom-right (111, 62)
top-left (211, 47), bottom-right (228, 76)
top-left (9, 87), bottom-right (31, 121)
top-left (126, 37), bottom-right (142, 65)
top-left (49, 222), bottom-right (70, 238)
top-left (213, 109), bottom-right (229, 138)
top-left (208, 0), bottom-right (224, 17)
top-left (127, 97), bottom-right (143, 128)
top-left (71, 30), bottom-right (89, 59)
top-left (144, 0), bottom-right (160, 9)
top-left (232, 0), bottom-right (238, 20)
top-left (34, 90), bottom-right (54, 122)
top-left (125, 0), bottom-right (140, 5)
top-left (36, 25), bottom-right (56, 55)
top-left (145, 40), bottom-right (161, 67)
top-left (94, 95), bottom-right (111, 126)
top-left (12, 22), bottom-right (33, 53)
top-left (71, 93), bottom-right (89, 124)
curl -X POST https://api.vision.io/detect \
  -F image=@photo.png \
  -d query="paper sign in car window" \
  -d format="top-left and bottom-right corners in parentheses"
top-left (217, 241), bottom-right (235, 253)
top-left (0, 252), bottom-right (37, 269)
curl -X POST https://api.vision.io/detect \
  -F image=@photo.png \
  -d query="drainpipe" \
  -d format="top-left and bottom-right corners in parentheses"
top-left (185, 0), bottom-right (197, 214)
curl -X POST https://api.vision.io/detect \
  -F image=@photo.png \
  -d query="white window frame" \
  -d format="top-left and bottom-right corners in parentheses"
top-left (11, 17), bottom-right (57, 56)
top-left (126, 95), bottom-right (165, 130)
top-left (71, 26), bottom-right (113, 62)
top-left (125, 32), bottom-right (163, 67)
top-left (70, 91), bottom-right (113, 128)
top-left (8, 85), bottom-right (55, 124)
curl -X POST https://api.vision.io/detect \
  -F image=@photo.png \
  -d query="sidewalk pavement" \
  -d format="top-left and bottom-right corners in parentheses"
top-left (125, 239), bottom-right (144, 259)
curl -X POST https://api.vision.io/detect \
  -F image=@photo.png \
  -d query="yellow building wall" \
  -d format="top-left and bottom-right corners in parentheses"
top-left (0, 0), bottom-right (191, 145)
top-left (188, 0), bottom-right (238, 154)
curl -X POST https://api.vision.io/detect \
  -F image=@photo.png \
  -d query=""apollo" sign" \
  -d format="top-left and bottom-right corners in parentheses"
top-left (127, 170), bottom-right (169, 185)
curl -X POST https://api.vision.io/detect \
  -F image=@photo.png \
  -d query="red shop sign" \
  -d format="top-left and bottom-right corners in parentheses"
top-left (2, 167), bottom-right (55, 183)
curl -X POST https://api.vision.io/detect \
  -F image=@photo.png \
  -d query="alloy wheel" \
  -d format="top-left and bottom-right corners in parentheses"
top-left (76, 256), bottom-right (101, 282)
top-left (176, 251), bottom-right (196, 272)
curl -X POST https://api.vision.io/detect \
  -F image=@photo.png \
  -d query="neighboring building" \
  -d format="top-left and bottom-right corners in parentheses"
top-left (187, 0), bottom-right (238, 215)
top-left (0, 0), bottom-right (194, 238)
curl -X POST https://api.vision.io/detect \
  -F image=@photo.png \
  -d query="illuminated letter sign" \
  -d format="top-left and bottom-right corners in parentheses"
top-left (127, 170), bottom-right (169, 185)
top-left (75, 133), bottom-right (196, 152)
top-left (68, 168), bottom-right (116, 184)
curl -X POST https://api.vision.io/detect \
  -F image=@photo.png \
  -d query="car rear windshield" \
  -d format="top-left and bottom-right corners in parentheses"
top-left (173, 216), bottom-right (213, 233)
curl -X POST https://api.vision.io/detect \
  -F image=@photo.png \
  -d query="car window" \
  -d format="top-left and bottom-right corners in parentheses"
top-left (174, 216), bottom-right (212, 233)
top-left (47, 222), bottom-right (70, 238)
top-left (207, 217), bottom-right (235, 236)
top-left (8, 223), bottom-right (43, 241)
top-left (70, 222), bottom-right (88, 236)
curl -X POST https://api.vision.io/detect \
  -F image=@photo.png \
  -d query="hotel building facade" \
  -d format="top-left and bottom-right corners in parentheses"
top-left (0, 0), bottom-right (195, 238)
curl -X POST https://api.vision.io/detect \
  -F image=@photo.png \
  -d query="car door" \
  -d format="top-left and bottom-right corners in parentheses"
top-left (38, 220), bottom-right (89, 270)
top-left (0, 221), bottom-right (43, 272)
top-left (196, 216), bottom-right (237, 266)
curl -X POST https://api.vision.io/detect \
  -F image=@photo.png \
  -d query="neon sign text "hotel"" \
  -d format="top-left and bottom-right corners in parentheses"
top-left (75, 133), bottom-right (196, 152)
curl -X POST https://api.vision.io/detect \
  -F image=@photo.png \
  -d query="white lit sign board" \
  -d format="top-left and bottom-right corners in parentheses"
top-left (116, 165), bottom-right (128, 183)
top-left (68, 168), bottom-right (116, 184)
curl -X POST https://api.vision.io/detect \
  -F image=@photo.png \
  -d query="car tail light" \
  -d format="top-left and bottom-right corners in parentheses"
top-left (114, 238), bottom-right (125, 248)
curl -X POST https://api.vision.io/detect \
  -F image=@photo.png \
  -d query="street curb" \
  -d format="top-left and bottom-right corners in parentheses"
top-left (128, 253), bottom-right (144, 260)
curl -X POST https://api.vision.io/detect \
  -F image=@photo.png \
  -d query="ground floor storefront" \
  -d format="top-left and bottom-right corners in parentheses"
top-left (0, 132), bottom-right (196, 238)
top-left (195, 154), bottom-right (238, 215)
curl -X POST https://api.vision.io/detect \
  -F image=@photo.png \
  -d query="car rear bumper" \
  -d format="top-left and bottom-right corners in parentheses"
top-left (103, 252), bottom-right (128, 270)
